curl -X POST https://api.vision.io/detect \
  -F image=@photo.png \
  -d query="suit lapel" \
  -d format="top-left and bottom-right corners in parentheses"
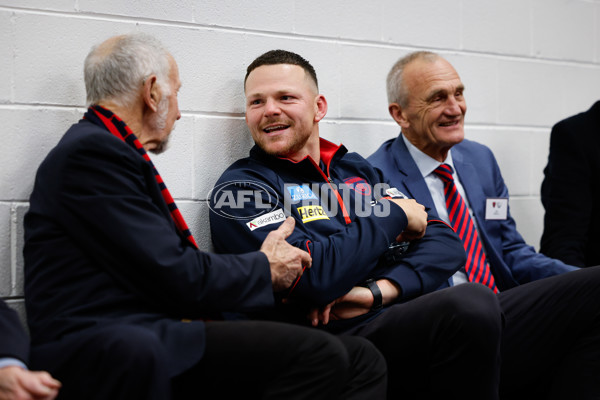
top-left (390, 136), bottom-right (437, 211)
top-left (452, 147), bottom-right (486, 227)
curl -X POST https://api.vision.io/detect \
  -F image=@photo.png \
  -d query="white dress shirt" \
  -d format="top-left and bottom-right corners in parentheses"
top-left (401, 134), bottom-right (487, 286)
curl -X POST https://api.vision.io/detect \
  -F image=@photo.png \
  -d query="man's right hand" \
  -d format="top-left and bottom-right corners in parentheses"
top-left (388, 198), bottom-right (427, 241)
top-left (260, 217), bottom-right (312, 292)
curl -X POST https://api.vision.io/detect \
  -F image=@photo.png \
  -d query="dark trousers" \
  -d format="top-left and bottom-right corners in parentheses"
top-left (33, 320), bottom-right (386, 400)
top-left (174, 321), bottom-right (386, 399)
top-left (343, 283), bottom-right (503, 400)
top-left (499, 265), bottom-right (600, 400)
top-left (343, 266), bottom-right (600, 400)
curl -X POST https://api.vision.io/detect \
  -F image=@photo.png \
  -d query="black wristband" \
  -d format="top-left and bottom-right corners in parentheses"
top-left (364, 279), bottom-right (383, 311)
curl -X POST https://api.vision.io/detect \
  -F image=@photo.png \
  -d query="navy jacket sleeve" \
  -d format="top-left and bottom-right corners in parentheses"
top-left (211, 171), bottom-right (408, 305)
top-left (368, 166), bottom-right (465, 300)
top-left (374, 218), bottom-right (465, 301)
top-left (0, 300), bottom-right (29, 364)
top-left (211, 161), bottom-right (465, 306)
top-left (474, 146), bottom-right (577, 283)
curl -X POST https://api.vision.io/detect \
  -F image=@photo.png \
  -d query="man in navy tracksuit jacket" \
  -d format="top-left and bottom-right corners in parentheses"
top-left (210, 49), bottom-right (504, 400)
top-left (212, 138), bottom-right (466, 308)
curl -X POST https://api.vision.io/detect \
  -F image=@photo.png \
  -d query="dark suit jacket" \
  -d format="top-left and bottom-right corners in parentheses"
top-left (0, 300), bottom-right (29, 364)
top-left (24, 115), bottom-right (274, 377)
top-left (541, 101), bottom-right (600, 267)
top-left (369, 135), bottom-right (576, 291)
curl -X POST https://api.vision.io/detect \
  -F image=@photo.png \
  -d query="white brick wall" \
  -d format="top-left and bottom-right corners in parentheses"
top-left (1, 1), bottom-right (599, 317)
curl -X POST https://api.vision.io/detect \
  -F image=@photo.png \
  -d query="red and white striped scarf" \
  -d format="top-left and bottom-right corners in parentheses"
top-left (86, 105), bottom-right (198, 249)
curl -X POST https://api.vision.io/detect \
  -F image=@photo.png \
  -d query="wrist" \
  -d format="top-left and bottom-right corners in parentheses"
top-left (362, 279), bottom-right (383, 311)
top-left (377, 279), bottom-right (401, 304)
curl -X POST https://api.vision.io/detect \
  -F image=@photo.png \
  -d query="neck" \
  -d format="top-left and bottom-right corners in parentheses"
top-left (296, 129), bottom-right (321, 164)
top-left (97, 100), bottom-right (144, 140)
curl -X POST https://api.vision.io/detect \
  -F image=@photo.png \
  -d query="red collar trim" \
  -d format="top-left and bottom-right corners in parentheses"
top-left (276, 138), bottom-right (343, 168)
top-left (319, 138), bottom-right (342, 167)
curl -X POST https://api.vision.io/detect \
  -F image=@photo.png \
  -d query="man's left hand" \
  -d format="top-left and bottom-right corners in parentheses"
top-left (0, 366), bottom-right (61, 400)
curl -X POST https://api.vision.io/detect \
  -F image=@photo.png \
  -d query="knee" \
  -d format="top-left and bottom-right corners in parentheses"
top-left (300, 329), bottom-right (352, 379)
top-left (97, 325), bottom-right (167, 371)
top-left (440, 284), bottom-right (502, 343)
top-left (342, 335), bottom-right (387, 381)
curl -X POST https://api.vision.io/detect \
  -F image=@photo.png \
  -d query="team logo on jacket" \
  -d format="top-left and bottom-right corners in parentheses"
top-left (297, 205), bottom-right (329, 223)
top-left (287, 185), bottom-right (318, 201)
top-left (343, 177), bottom-right (371, 196)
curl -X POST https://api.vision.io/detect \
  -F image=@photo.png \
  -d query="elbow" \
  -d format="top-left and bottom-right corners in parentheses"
top-left (290, 280), bottom-right (346, 307)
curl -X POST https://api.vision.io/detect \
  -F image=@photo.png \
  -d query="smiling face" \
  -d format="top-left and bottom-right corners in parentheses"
top-left (244, 64), bottom-right (327, 162)
top-left (390, 57), bottom-right (466, 162)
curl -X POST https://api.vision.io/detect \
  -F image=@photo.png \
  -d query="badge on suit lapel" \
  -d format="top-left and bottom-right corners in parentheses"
top-left (485, 198), bottom-right (508, 220)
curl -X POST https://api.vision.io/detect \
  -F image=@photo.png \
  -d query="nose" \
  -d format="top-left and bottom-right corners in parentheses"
top-left (264, 98), bottom-right (281, 116)
top-left (445, 96), bottom-right (464, 116)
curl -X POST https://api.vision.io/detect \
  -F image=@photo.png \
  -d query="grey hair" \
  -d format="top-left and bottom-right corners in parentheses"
top-left (84, 32), bottom-right (171, 107)
top-left (386, 51), bottom-right (440, 107)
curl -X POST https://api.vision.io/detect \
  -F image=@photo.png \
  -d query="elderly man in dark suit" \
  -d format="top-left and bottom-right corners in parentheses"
top-left (23, 33), bottom-right (386, 400)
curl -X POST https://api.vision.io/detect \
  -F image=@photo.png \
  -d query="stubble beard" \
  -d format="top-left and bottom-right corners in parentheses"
top-left (149, 96), bottom-right (172, 155)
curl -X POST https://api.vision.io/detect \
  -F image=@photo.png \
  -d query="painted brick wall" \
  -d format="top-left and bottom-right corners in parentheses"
top-left (1, 0), bottom-right (599, 323)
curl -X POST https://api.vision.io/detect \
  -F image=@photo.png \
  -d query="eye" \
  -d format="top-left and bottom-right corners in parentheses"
top-left (249, 99), bottom-right (262, 105)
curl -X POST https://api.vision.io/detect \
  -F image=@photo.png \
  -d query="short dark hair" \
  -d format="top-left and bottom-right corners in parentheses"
top-left (245, 49), bottom-right (318, 89)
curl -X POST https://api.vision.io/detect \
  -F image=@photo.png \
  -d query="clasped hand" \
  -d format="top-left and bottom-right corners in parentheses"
top-left (387, 198), bottom-right (427, 242)
top-left (309, 280), bottom-right (401, 326)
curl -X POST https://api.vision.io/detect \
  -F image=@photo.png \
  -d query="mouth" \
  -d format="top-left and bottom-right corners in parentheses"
top-left (438, 120), bottom-right (461, 128)
top-left (262, 124), bottom-right (290, 134)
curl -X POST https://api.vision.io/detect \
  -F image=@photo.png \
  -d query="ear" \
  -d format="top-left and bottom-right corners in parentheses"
top-left (389, 103), bottom-right (409, 129)
top-left (314, 94), bottom-right (328, 123)
top-left (143, 75), bottom-right (160, 112)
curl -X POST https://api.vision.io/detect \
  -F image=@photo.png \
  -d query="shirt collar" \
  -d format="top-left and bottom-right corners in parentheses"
top-left (401, 133), bottom-right (455, 178)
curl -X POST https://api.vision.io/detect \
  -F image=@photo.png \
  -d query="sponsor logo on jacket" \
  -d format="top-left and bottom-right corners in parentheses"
top-left (287, 185), bottom-right (318, 201)
top-left (247, 209), bottom-right (286, 231)
top-left (297, 205), bottom-right (330, 223)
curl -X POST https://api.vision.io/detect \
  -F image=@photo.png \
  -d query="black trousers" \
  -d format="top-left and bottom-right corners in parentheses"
top-left (343, 282), bottom-right (503, 400)
top-left (35, 320), bottom-right (386, 400)
top-left (343, 266), bottom-right (600, 400)
top-left (174, 321), bottom-right (386, 399)
top-left (499, 266), bottom-right (600, 400)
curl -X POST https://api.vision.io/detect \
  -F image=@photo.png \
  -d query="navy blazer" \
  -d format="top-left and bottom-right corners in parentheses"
top-left (0, 300), bottom-right (29, 364)
top-left (24, 116), bottom-right (274, 376)
top-left (541, 101), bottom-right (600, 267)
top-left (368, 134), bottom-right (577, 291)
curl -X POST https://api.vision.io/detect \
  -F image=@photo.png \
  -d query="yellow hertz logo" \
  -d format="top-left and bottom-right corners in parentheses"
top-left (298, 205), bottom-right (330, 223)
